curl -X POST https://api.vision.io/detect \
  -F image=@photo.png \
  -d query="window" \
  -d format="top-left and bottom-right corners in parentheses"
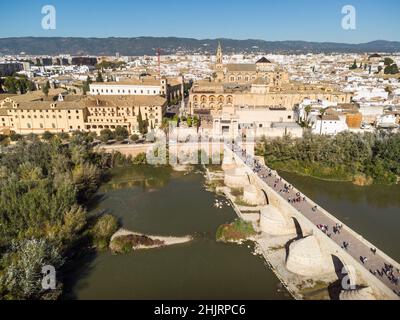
top-left (27, 123), bottom-right (31, 128)
top-left (52, 123), bottom-right (56, 128)
top-left (40, 123), bottom-right (44, 129)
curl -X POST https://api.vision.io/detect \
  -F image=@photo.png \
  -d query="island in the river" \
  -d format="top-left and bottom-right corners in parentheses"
top-left (109, 229), bottom-right (193, 253)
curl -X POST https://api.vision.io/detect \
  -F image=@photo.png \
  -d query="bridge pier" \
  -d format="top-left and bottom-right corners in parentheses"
top-left (243, 185), bottom-right (267, 206)
top-left (260, 206), bottom-right (297, 236)
top-left (286, 235), bottom-right (336, 277)
top-left (224, 167), bottom-right (250, 188)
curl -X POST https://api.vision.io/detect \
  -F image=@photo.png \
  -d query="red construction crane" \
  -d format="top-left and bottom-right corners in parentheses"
top-left (157, 48), bottom-right (161, 78)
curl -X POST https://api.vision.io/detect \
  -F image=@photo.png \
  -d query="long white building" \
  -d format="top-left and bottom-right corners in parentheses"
top-left (89, 77), bottom-right (183, 102)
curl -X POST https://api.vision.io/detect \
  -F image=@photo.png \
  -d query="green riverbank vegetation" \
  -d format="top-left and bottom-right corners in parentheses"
top-left (0, 132), bottom-right (138, 300)
top-left (256, 132), bottom-right (400, 185)
top-left (110, 235), bottom-right (164, 254)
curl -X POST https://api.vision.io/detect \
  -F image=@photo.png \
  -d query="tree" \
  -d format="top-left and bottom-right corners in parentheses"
top-left (138, 109), bottom-right (146, 134)
top-left (96, 71), bottom-right (104, 83)
top-left (99, 129), bottom-right (114, 143)
top-left (186, 115), bottom-right (193, 127)
top-left (304, 105), bottom-right (312, 119)
top-left (4, 77), bottom-right (17, 94)
top-left (384, 64), bottom-right (399, 75)
top-left (384, 57), bottom-right (394, 66)
top-left (193, 115), bottom-right (200, 128)
top-left (10, 132), bottom-right (23, 142)
top-left (42, 131), bottom-right (54, 141)
top-left (115, 126), bottom-right (129, 141)
top-left (350, 60), bottom-right (358, 70)
top-left (130, 134), bottom-right (139, 142)
top-left (82, 76), bottom-right (92, 95)
top-left (42, 81), bottom-right (50, 97)
top-left (1, 239), bottom-right (64, 299)
top-left (91, 214), bottom-right (118, 250)
top-left (319, 108), bottom-right (328, 135)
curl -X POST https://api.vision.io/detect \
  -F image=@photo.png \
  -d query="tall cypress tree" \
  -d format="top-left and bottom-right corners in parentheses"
top-left (96, 71), bottom-right (104, 82)
top-left (138, 109), bottom-right (144, 134)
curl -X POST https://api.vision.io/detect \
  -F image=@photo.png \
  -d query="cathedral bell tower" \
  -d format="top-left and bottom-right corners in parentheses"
top-left (215, 42), bottom-right (224, 82)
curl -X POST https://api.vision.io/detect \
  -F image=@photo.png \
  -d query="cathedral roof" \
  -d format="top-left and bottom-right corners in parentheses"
top-left (226, 64), bottom-right (257, 72)
top-left (252, 77), bottom-right (270, 85)
top-left (256, 57), bottom-right (272, 64)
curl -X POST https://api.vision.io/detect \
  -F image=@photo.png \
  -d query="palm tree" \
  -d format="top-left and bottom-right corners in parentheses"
top-left (319, 108), bottom-right (328, 135)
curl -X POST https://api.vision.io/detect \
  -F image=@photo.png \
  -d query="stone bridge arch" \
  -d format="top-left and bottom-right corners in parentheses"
top-left (261, 189), bottom-right (270, 205)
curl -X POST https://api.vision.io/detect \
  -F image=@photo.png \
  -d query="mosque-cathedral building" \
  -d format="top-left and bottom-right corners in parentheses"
top-left (189, 43), bottom-right (352, 116)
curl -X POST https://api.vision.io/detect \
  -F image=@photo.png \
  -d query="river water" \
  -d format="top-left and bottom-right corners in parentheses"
top-left (65, 167), bottom-right (400, 300)
top-left (65, 166), bottom-right (289, 300)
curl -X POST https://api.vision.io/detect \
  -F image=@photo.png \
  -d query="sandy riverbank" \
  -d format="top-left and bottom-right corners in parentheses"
top-left (110, 229), bottom-right (193, 251)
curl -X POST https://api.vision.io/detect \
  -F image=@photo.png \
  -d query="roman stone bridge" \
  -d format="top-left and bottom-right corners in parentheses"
top-left (223, 144), bottom-right (400, 300)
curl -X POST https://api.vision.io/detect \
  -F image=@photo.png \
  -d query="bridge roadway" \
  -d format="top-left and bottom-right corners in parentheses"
top-left (229, 143), bottom-right (400, 298)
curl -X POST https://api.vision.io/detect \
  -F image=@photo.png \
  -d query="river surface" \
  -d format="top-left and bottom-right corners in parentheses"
top-left (65, 166), bottom-right (289, 300)
top-left (64, 167), bottom-right (400, 300)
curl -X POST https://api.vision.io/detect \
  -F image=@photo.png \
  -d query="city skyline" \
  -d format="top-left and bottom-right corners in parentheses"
top-left (0, 0), bottom-right (399, 43)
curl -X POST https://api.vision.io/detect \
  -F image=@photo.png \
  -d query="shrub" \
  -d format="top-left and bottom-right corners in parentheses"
top-left (91, 214), bottom-right (118, 250)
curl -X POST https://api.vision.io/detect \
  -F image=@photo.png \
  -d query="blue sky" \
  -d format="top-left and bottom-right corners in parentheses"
top-left (0, 0), bottom-right (399, 43)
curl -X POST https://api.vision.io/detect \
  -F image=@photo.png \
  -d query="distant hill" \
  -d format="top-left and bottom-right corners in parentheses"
top-left (0, 37), bottom-right (400, 56)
